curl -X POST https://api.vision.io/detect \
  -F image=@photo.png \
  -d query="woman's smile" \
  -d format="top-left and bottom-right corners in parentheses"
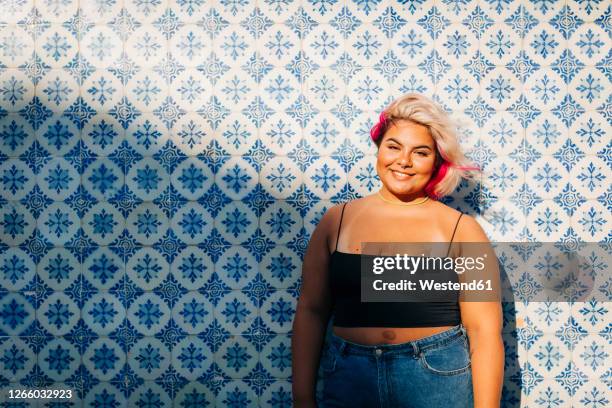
top-left (390, 169), bottom-right (416, 180)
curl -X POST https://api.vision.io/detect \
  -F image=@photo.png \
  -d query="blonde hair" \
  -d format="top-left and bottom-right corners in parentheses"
top-left (370, 93), bottom-right (479, 199)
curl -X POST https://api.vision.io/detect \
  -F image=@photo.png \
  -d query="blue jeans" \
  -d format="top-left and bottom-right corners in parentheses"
top-left (317, 324), bottom-right (474, 407)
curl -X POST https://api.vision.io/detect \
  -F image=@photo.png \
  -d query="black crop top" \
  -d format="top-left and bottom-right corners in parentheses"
top-left (329, 202), bottom-right (463, 327)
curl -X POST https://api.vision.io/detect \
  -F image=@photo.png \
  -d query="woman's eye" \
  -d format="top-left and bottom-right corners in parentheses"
top-left (415, 151), bottom-right (428, 156)
top-left (388, 146), bottom-right (399, 150)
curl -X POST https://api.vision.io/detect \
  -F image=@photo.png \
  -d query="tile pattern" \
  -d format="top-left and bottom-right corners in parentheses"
top-left (0, 0), bottom-right (610, 407)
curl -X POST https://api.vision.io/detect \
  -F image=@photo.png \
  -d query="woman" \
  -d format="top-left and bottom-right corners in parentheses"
top-left (291, 93), bottom-right (504, 407)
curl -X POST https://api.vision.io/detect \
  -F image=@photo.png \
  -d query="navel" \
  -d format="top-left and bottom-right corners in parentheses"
top-left (382, 330), bottom-right (396, 340)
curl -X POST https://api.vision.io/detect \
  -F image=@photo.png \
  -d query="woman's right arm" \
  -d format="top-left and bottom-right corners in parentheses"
top-left (291, 206), bottom-right (337, 407)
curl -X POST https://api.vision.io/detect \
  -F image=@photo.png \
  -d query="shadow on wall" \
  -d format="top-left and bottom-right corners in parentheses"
top-left (500, 276), bottom-right (522, 408)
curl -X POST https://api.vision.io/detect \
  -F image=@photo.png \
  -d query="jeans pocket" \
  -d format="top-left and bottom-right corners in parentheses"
top-left (320, 343), bottom-right (337, 376)
top-left (419, 335), bottom-right (471, 376)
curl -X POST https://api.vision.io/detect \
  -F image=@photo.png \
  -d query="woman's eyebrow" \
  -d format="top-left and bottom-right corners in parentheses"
top-left (385, 139), bottom-right (434, 150)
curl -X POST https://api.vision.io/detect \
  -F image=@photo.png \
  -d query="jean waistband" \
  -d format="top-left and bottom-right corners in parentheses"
top-left (328, 324), bottom-right (467, 357)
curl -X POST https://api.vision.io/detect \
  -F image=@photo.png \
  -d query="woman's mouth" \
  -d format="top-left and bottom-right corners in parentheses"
top-left (391, 170), bottom-right (416, 180)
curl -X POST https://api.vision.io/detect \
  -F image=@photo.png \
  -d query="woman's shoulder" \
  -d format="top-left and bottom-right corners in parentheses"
top-left (426, 201), bottom-right (485, 234)
top-left (326, 196), bottom-right (370, 212)
top-left (317, 197), bottom-right (369, 229)
top-left (429, 202), bottom-right (488, 241)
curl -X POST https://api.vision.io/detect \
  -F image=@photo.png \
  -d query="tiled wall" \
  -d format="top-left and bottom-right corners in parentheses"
top-left (0, 0), bottom-right (609, 407)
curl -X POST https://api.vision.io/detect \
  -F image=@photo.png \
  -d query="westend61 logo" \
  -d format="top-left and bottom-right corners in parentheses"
top-left (371, 254), bottom-right (487, 275)
top-left (359, 242), bottom-right (610, 303)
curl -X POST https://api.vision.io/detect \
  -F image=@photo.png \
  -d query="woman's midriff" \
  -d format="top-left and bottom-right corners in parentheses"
top-left (332, 326), bottom-right (456, 345)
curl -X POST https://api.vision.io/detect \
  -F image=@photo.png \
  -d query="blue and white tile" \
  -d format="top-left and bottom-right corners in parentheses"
top-left (525, 200), bottom-right (571, 242)
top-left (217, 245), bottom-right (258, 291)
top-left (172, 291), bottom-right (214, 335)
top-left (81, 25), bottom-right (123, 70)
top-left (127, 382), bottom-right (172, 407)
top-left (81, 69), bottom-right (124, 112)
top-left (125, 157), bottom-right (170, 201)
top-left (440, 23), bottom-right (479, 65)
top-left (0, 0), bottom-right (33, 22)
top-left (35, 113), bottom-right (80, 156)
top-left (81, 246), bottom-right (124, 291)
top-left (37, 337), bottom-right (80, 382)
top-left (215, 334), bottom-right (258, 379)
top-left (81, 155), bottom-right (125, 201)
top-left (214, 201), bottom-right (258, 246)
top-left (529, 333), bottom-right (572, 378)
top-left (0, 114), bottom-right (34, 157)
top-left (480, 67), bottom-right (521, 112)
top-left (171, 245), bottom-right (214, 290)
top-left (171, 335), bottom-right (212, 381)
top-left (260, 380), bottom-right (293, 407)
top-left (82, 291), bottom-right (125, 336)
top-left (215, 291), bottom-right (257, 335)
top-left (125, 114), bottom-right (168, 155)
top-left (260, 245), bottom-right (301, 290)
top-left (257, 116), bottom-right (300, 159)
top-left (571, 200), bottom-right (609, 242)
top-left (569, 111), bottom-right (609, 156)
top-left (523, 379), bottom-right (571, 408)
top-left (218, 157), bottom-right (259, 201)
top-left (260, 156), bottom-right (303, 200)
top-left (260, 290), bottom-right (296, 334)
top-left (571, 378), bottom-right (610, 408)
top-left (215, 380), bottom-right (259, 408)
top-left (570, 156), bottom-right (608, 200)
top-left (82, 382), bottom-right (126, 408)
top-left (0, 246), bottom-right (35, 292)
top-left (127, 337), bottom-right (171, 381)
top-left (261, 333), bottom-right (291, 379)
top-left (0, 25), bottom-right (34, 67)
top-left (526, 301), bottom-right (572, 333)
top-left (127, 292), bottom-right (171, 337)
top-left (481, 22), bottom-right (520, 65)
top-left (0, 68), bottom-right (35, 113)
top-left (303, 200), bottom-right (333, 237)
top-left (126, 247), bottom-right (169, 291)
top-left (437, 67), bottom-right (478, 112)
top-left (82, 337), bottom-right (125, 381)
top-left (0, 336), bottom-right (35, 381)
top-left (569, 23), bottom-right (609, 66)
top-left (1, 157), bottom-right (35, 201)
top-left (174, 381), bottom-right (216, 407)
top-left (479, 200), bottom-right (526, 241)
top-left (36, 291), bottom-right (79, 336)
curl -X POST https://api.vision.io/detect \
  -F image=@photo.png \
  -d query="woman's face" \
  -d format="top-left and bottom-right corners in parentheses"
top-left (376, 120), bottom-right (437, 197)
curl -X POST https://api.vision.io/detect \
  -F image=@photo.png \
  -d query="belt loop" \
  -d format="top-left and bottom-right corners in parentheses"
top-left (411, 341), bottom-right (420, 358)
top-left (459, 323), bottom-right (467, 337)
top-left (337, 339), bottom-right (347, 356)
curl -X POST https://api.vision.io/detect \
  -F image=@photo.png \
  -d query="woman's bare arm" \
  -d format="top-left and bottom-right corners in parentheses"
top-left (291, 205), bottom-right (337, 407)
top-left (457, 215), bottom-right (504, 408)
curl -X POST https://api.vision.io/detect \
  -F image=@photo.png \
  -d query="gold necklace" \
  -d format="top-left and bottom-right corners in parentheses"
top-left (377, 191), bottom-right (429, 206)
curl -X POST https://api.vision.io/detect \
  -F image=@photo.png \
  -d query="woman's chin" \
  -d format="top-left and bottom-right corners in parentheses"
top-left (384, 180), bottom-right (420, 193)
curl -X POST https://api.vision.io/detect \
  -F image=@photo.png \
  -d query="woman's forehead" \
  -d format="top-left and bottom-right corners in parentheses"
top-left (383, 122), bottom-right (434, 146)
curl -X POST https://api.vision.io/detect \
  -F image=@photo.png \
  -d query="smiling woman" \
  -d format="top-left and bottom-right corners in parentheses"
top-left (292, 93), bottom-right (505, 408)
top-left (376, 120), bottom-right (438, 203)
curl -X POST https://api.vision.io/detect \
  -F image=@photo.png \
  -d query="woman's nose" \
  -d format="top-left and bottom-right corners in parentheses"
top-left (397, 152), bottom-right (412, 167)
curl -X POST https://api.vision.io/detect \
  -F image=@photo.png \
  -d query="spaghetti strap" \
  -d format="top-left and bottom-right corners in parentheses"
top-left (446, 212), bottom-right (463, 257)
top-left (335, 203), bottom-right (347, 252)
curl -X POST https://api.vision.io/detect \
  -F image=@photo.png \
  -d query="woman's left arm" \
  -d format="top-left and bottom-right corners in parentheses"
top-left (456, 215), bottom-right (504, 408)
